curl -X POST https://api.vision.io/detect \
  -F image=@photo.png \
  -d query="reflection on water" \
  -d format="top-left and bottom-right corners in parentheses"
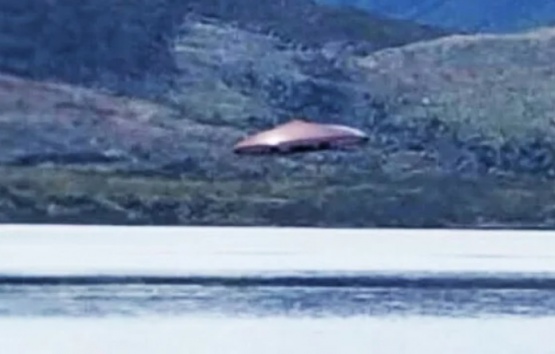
top-left (2, 275), bottom-right (555, 318)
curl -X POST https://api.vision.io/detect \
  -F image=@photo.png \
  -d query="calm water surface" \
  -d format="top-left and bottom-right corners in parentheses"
top-left (2, 274), bottom-right (555, 318)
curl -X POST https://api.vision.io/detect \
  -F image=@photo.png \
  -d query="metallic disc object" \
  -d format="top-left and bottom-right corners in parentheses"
top-left (233, 119), bottom-right (369, 155)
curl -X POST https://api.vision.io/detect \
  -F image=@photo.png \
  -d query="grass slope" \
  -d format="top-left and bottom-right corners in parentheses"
top-left (353, 27), bottom-right (555, 140)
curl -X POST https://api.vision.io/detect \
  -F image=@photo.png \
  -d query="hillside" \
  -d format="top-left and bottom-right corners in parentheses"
top-left (319, 0), bottom-right (555, 32)
top-left (182, 0), bottom-right (447, 47)
top-left (1, 1), bottom-right (555, 228)
top-left (0, 0), bottom-right (446, 98)
top-left (354, 28), bottom-right (555, 133)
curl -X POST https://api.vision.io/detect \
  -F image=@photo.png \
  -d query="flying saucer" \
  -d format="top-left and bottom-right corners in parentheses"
top-left (233, 119), bottom-right (369, 155)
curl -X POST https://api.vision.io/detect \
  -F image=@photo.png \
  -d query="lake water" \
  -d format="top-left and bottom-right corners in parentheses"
top-left (2, 225), bottom-right (555, 353)
top-left (2, 275), bottom-right (555, 318)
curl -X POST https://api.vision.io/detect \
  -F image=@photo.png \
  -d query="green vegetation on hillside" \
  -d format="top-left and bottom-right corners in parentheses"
top-left (2, 165), bottom-right (555, 228)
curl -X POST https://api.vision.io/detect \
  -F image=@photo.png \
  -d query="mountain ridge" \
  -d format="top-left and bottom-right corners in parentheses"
top-left (0, 0), bottom-right (446, 99)
top-left (319, 0), bottom-right (555, 32)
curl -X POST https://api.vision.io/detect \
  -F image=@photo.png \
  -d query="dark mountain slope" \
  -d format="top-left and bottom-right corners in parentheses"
top-left (182, 0), bottom-right (447, 48)
top-left (319, 0), bottom-right (555, 32)
top-left (0, 0), bottom-right (445, 99)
